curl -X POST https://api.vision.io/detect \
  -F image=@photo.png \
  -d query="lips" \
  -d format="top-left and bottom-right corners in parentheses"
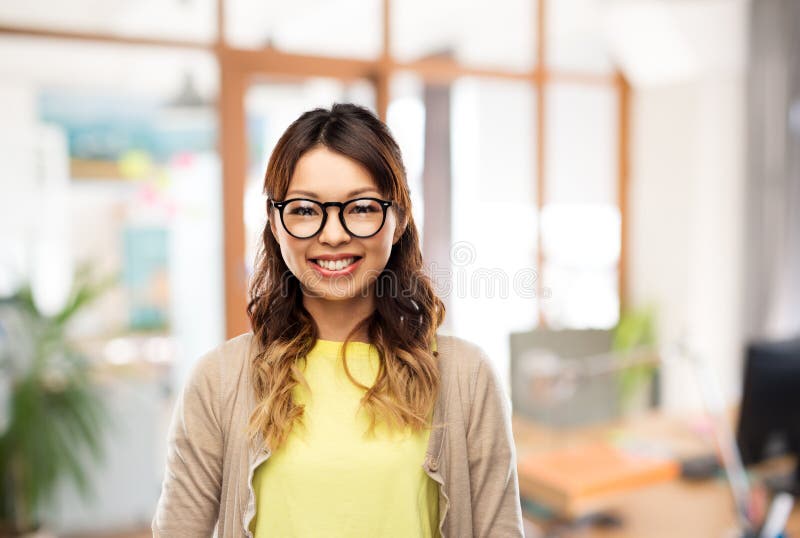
top-left (308, 256), bottom-right (364, 276)
top-left (313, 256), bottom-right (360, 268)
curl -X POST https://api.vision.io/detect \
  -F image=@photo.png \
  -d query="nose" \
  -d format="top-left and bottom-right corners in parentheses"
top-left (317, 206), bottom-right (350, 246)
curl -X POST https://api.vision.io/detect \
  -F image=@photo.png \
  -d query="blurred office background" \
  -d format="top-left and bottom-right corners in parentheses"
top-left (0, 0), bottom-right (798, 536)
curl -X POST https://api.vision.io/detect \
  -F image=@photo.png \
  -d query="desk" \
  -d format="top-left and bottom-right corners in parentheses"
top-left (513, 412), bottom-right (800, 537)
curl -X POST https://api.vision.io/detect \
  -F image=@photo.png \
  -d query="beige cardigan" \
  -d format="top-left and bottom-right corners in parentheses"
top-left (152, 332), bottom-right (525, 537)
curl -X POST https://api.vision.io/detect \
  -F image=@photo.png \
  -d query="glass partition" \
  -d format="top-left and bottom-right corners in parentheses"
top-left (542, 82), bottom-right (620, 328)
top-left (226, 0), bottom-right (382, 58)
top-left (0, 35), bottom-right (223, 533)
top-left (391, 0), bottom-right (536, 72)
top-left (0, 0), bottom-right (216, 43)
top-left (450, 77), bottom-right (538, 386)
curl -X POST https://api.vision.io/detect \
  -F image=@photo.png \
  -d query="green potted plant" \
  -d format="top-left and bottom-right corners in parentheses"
top-left (0, 265), bottom-right (115, 536)
top-left (613, 304), bottom-right (659, 415)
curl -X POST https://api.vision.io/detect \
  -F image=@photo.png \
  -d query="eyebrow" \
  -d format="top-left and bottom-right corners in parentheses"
top-left (286, 187), bottom-right (381, 198)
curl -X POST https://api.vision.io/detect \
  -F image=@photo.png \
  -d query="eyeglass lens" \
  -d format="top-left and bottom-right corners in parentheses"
top-left (282, 198), bottom-right (385, 237)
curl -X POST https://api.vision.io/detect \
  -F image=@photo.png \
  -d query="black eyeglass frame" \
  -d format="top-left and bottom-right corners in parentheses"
top-left (268, 197), bottom-right (394, 239)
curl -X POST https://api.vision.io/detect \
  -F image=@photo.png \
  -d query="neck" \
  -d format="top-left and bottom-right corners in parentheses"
top-left (303, 293), bottom-right (375, 343)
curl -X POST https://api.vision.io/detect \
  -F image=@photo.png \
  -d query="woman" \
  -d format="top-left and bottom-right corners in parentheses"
top-left (152, 103), bottom-right (524, 537)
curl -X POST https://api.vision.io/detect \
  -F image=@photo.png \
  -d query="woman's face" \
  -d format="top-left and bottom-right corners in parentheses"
top-left (269, 145), bottom-right (405, 303)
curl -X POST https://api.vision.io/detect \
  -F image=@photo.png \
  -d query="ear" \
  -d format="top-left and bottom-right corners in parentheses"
top-left (392, 214), bottom-right (408, 245)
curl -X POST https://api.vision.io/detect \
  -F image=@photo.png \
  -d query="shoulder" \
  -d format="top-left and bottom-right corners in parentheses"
top-left (190, 332), bottom-right (254, 374)
top-left (434, 334), bottom-right (511, 434)
top-left (434, 333), bottom-right (497, 390)
top-left (217, 331), bottom-right (256, 368)
top-left (435, 333), bottom-right (491, 367)
top-left (183, 332), bottom-right (255, 398)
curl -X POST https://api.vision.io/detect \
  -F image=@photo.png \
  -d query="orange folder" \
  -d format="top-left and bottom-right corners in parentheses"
top-left (518, 442), bottom-right (681, 517)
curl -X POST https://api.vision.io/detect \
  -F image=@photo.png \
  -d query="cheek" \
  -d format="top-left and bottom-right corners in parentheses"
top-left (366, 234), bottom-right (395, 266)
top-left (276, 235), bottom-right (306, 270)
top-left (290, 246), bottom-right (310, 269)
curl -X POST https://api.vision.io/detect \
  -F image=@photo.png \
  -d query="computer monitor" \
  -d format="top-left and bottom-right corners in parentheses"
top-left (736, 336), bottom-right (800, 494)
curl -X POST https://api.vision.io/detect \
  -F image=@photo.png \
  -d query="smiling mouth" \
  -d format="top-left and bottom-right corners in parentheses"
top-left (309, 256), bottom-right (363, 271)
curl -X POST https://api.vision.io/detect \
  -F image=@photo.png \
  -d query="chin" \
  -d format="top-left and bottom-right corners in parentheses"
top-left (302, 282), bottom-right (356, 299)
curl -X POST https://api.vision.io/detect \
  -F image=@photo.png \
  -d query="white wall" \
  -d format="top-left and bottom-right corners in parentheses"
top-left (625, 0), bottom-right (748, 411)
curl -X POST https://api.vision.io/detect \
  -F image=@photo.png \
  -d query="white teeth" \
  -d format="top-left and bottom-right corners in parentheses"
top-left (315, 257), bottom-right (356, 271)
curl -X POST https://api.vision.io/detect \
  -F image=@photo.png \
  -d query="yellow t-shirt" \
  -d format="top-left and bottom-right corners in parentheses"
top-left (249, 339), bottom-right (440, 537)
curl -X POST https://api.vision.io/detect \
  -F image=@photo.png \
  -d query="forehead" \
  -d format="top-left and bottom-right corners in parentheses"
top-left (287, 146), bottom-right (381, 200)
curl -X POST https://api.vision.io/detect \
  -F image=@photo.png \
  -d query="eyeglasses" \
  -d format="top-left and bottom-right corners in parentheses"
top-left (268, 197), bottom-right (393, 239)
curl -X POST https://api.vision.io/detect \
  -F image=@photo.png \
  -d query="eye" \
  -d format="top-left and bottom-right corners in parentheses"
top-left (286, 202), bottom-right (321, 217)
top-left (348, 200), bottom-right (380, 214)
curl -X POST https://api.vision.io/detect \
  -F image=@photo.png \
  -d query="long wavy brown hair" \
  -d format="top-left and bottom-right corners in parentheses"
top-left (247, 103), bottom-right (446, 452)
